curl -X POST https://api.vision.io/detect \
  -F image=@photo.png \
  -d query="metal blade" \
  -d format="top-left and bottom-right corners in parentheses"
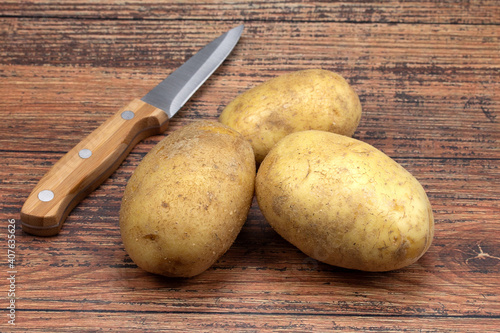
top-left (141, 25), bottom-right (244, 118)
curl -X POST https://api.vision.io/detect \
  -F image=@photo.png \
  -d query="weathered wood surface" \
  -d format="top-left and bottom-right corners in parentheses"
top-left (1, 1), bottom-right (499, 332)
top-left (1, 0), bottom-right (499, 24)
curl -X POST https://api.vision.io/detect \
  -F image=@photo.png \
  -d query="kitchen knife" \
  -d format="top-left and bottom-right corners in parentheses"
top-left (21, 25), bottom-right (244, 236)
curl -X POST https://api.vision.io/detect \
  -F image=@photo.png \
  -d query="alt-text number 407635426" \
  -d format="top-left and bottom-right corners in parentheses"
top-left (7, 218), bottom-right (16, 325)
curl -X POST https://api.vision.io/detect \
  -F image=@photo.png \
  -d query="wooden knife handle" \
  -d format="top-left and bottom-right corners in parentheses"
top-left (21, 99), bottom-right (169, 236)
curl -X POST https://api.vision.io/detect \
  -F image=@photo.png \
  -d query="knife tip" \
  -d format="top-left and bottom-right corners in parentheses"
top-left (233, 24), bottom-right (244, 32)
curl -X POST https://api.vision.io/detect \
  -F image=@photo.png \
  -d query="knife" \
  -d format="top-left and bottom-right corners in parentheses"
top-left (21, 25), bottom-right (244, 236)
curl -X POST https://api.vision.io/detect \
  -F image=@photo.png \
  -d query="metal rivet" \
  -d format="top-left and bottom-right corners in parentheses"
top-left (121, 110), bottom-right (135, 120)
top-left (38, 190), bottom-right (55, 202)
top-left (79, 148), bottom-right (92, 159)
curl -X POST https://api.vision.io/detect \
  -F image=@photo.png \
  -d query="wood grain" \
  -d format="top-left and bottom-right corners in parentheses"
top-left (1, 1), bottom-right (499, 332)
top-left (1, 0), bottom-right (499, 24)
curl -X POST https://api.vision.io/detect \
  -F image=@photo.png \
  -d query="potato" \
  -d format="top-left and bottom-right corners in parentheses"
top-left (119, 121), bottom-right (255, 277)
top-left (219, 69), bottom-right (362, 163)
top-left (255, 130), bottom-right (434, 272)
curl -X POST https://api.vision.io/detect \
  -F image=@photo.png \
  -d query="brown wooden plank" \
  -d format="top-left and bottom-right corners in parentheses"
top-left (6, 311), bottom-right (499, 332)
top-left (0, 0), bottom-right (499, 25)
top-left (0, 20), bottom-right (498, 159)
top-left (6, 219), bottom-right (500, 317)
top-left (2, 18), bottom-right (499, 69)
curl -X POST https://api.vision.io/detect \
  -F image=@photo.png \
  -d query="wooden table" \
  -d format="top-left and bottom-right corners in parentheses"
top-left (1, 1), bottom-right (499, 332)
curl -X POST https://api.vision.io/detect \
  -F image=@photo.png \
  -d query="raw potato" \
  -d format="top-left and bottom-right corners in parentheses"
top-left (255, 131), bottom-right (434, 272)
top-left (120, 121), bottom-right (255, 277)
top-left (219, 69), bottom-right (362, 163)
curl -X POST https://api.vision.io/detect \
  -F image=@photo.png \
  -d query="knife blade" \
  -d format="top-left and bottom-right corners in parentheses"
top-left (21, 25), bottom-right (244, 236)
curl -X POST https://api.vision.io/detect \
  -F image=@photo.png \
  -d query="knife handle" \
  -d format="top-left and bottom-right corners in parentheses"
top-left (21, 99), bottom-right (169, 236)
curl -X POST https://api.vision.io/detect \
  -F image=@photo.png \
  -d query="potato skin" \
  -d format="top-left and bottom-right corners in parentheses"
top-left (255, 131), bottom-right (434, 272)
top-left (119, 121), bottom-right (255, 277)
top-left (219, 69), bottom-right (362, 163)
